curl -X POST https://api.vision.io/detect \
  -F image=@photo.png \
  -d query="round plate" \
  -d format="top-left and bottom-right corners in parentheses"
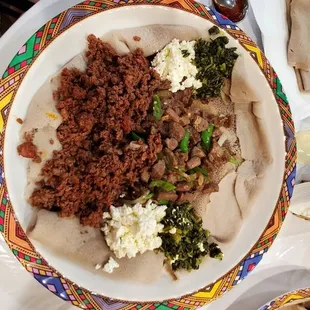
top-left (259, 288), bottom-right (310, 310)
top-left (0, 0), bottom-right (297, 309)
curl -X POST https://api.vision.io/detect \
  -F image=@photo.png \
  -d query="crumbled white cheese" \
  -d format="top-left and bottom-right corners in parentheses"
top-left (152, 39), bottom-right (202, 93)
top-left (171, 255), bottom-right (179, 264)
top-left (95, 263), bottom-right (102, 270)
top-left (169, 227), bottom-right (177, 234)
top-left (102, 200), bottom-right (167, 259)
top-left (198, 242), bottom-right (205, 252)
top-left (103, 257), bottom-right (119, 274)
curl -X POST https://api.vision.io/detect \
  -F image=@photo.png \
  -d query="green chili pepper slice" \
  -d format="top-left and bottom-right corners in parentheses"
top-left (192, 167), bottom-right (208, 176)
top-left (229, 156), bottom-right (241, 166)
top-left (158, 200), bottom-right (169, 205)
top-left (144, 193), bottom-right (154, 200)
top-left (153, 95), bottom-right (163, 120)
top-left (201, 124), bottom-right (214, 151)
top-left (150, 180), bottom-right (176, 192)
top-left (179, 129), bottom-right (190, 153)
top-left (129, 131), bottom-right (145, 142)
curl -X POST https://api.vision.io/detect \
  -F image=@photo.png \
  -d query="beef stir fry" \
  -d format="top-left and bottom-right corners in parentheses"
top-left (129, 83), bottom-right (240, 205)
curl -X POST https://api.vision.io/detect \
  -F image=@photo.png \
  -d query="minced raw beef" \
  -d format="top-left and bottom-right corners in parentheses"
top-left (29, 35), bottom-right (162, 227)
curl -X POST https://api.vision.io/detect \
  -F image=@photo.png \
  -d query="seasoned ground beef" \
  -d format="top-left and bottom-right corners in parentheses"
top-left (29, 35), bottom-right (162, 227)
top-left (17, 132), bottom-right (41, 163)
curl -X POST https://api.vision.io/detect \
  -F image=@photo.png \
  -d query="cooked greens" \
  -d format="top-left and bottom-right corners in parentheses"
top-left (194, 36), bottom-right (239, 98)
top-left (208, 25), bottom-right (220, 36)
top-left (182, 49), bottom-right (190, 58)
top-left (159, 203), bottom-right (223, 271)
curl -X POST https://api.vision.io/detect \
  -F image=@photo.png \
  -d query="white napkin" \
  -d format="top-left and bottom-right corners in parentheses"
top-left (251, 0), bottom-right (310, 132)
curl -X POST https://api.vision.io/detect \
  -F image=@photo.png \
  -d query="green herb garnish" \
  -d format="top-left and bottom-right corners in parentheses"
top-left (194, 37), bottom-right (239, 98)
top-left (159, 203), bottom-right (223, 271)
top-left (129, 131), bottom-right (145, 142)
top-left (201, 124), bottom-right (214, 151)
top-left (159, 200), bottom-right (169, 205)
top-left (209, 26), bottom-right (220, 36)
top-left (150, 180), bottom-right (176, 192)
top-left (181, 49), bottom-right (190, 58)
top-left (153, 94), bottom-right (163, 120)
top-left (190, 167), bottom-right (208, 176)
top-left (179, 129), bottom-right (190, 153)
top-left (144, 193), bottom-right (154, 200)
top-left (229, 156), bottom-right (242, 166)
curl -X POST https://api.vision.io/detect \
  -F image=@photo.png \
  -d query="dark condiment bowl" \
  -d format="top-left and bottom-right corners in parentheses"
top-left (212, 0), bottom-right (249, 22)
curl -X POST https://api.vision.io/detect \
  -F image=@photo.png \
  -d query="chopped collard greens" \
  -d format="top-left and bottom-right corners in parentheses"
top-left (208, 25), bottom-right (220, 36)
top-left (194, 36), bottom-right (239, 98)
top-left (181, 49), bottom-right (190, 58)
top-left (159, 203), bottom-right (223, 271)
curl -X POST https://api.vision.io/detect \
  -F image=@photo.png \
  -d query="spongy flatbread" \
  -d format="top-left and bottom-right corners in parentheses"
top-left (288, 0), bottom-right (310, 71)
top-left (230, 55), bottom-right (272, 164)
top-left (235, 161), bottom-right (260, 218)
top-left (28, 210), bottom-right (112, 267)
top-left (230, 57), bottom-right (260, 105)
top-left (287, 0), bottom-right (310, 92)
top-left (230, 54), bottom-right (273, 230)
top-left (109, 251), bottom-right (165, 284)
top-left (102, 25), bottom-right (199, 56)
top-left (23, 54), bottom-right (87, 201)
top-left (21, 53), bottom-right (86, 137)
top-left (29, 210), bottom-right (165, 283)
top-left (194, 172), bottom-right (242, 244)
top-left (25, 126), bottom-right (62, 200)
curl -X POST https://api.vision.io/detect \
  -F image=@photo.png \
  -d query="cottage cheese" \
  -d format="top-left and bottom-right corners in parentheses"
top-left (152, 39), bottom-right (202, 93)
top-left (102, 200), bottom-right (167, 259)
top-left (103, 257), bottom-right (119, 274)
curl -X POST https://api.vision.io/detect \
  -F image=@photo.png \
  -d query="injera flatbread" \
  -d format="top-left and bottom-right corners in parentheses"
top-left (288, 0), bottom-right (310, 92)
